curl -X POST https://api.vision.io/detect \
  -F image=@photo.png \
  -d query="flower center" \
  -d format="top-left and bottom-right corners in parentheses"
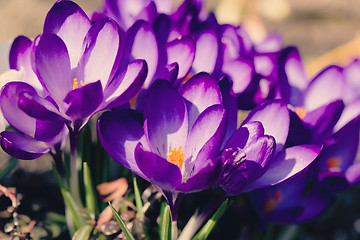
top-left (167, 146), bottom-right (184, 170)
top-left (295, 107), bottom-right (306, 119)
top-left (327, 157), bottom-right (342, 171)
top-left (263, 190), bottom-right (282, 214)
top-left (72, 78), bottom-right (87, 90)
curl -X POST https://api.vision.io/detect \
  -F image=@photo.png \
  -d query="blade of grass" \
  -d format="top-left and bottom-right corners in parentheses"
top-left (108, 201), bottom-right (136, 240)
top-left (160, 205), bottom-right (172, 240)
top-left (83, 162), bottom-right (99, 216)
top-left (192, 199), bottom-right (231, 240)
top-left (132, 173), bottom-right (144, 218)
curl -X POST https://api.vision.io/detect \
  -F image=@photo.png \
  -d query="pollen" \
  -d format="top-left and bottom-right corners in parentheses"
top-left (167, 146), bottom-right (184, 170)
top-left (72, 78), bottom-right (87, 90)
top-left (327, 157), bottom-right (341, 170)
top-left (295, 107), bottom-right (307, 119)
top-left (263, 190), bottom-right (282, 214)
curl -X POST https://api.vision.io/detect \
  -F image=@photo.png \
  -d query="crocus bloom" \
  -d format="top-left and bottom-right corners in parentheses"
top-left (250, 172), bottom-right (335, 224)
top-left (0, 0), bottom-right (147, 159)
top-left (98, 73), bottom-right (227, 218)
top-left (217, 100), bottom-right (322, 195)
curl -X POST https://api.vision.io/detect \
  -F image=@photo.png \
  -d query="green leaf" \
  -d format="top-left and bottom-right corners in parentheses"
top-left (108, 201), bottom-right (136, 240)
top-left (192, 199), bottom-right (231, 240)
top-left (132, 174), bottom-right (144, 218)
top-left (160, 205), bottom-right (172, 240)
top-left (72, 224), bottom-right (93, 240)
top-left (52, 164), bottom-right (83, 231)
top-left (83, 162), bottom-right (98, 216)
top-left (0, 157), bottom-right (18, 182)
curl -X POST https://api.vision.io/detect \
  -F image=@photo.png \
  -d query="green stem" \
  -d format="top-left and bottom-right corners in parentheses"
top-left (132, 174), bottom-right (144, 218)
top-left (69, 132), bottom-right (83, 208)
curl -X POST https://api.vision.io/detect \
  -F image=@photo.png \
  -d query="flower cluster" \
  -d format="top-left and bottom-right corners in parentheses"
top-left (1, 0), bottom-right (360, 238)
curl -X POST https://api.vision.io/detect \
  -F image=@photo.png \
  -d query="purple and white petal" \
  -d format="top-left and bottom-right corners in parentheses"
top-left (242, 100), bottom-right (290, 153)
top-left (135, 143), bottom-right (182, 191)
top-left (104, 59), bottom-right (147, 109)
top-left (304, 66), bottom-right (344, 111)
top-left (0, 131), bottom-right (50, 160)
top-left (192, 30), bottom-right (218, 73)
top-left (144, 79), bottom-right (188, 158)
top-left (43, 0), bottom-right (91, 68)
top-left (77, 19), bottom-right (121, 88)
top-left (224, 121), bottom-right (264, 150)
top-left (222, 58), bottom-right (254, 95)
top-left (166, 36), bottom-right (196, 79)
top-left (243, 144), bottom-right (322, 192)
top-left (33, 34), bottom-right (72, 105)
top-left (1, 82), bottom-right (37, 137)
top-left (63, 80), bottom-right (103, 121)
top-left (97, 110), bottom-right (147, 179)
top-left (185, 105), bottom-right (226, 169)
top-left (123, 20), bottom-right (159, 88)
top-left (9, 36), bottom-right (41, 91)
top-left (179, 72), bottom-right (221, 128)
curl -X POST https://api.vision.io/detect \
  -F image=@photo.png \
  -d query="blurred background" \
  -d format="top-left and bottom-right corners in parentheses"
top-left (1, 0), bottom-right (360, 74)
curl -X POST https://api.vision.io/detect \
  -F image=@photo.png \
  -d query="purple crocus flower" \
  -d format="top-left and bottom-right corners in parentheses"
top-left (0, 0), bottom-right (147, 159)
top-left (217, 100), bottom-right (322, 196)
top-left (250, 172), bottom-right (335, 224)
top-left (98, 72), bottom-right (227, 218)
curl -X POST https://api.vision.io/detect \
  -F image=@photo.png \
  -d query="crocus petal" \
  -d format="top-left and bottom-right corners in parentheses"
top-left (292, 193), bottom-right (334, 223)
top-left (104, 59), bottom-right (148, 109)
top-left (123, 20), bottom-right (159, 88)
top-left (318, 116), bottom-right (360, 179)
top-left (176, 157), bottom-right (221, 192)
top-left (9, 36), bottom-right (41, 91)
top-left (63, 80), bottom-right (103, 121)
top-left (77, 19), bottom-right (121, 88)
top-left (179, 72), bottom-right (221, 128)
top-left (244, 135), bottom-right (275, 182)
top-left (185, 105), bottom-right (226, 168)
top-left (144, 79), bottom-right (188, 158)
top-left (222, 58), bottom-right (254, 95)
top-left (43, 0), bottom-right (91, 68)
top-left (192, 30), bottom-right (219, 73)
top-left (243, 145), bottom-right (322, 192)
top-left (255, 33), bottom-right (282, 52)
top-left (97, 110), bottom-right (147, 179)
top-left (334, 98), bottom-right (360, 132)
top-left (304, 66), bottom-right (344, 111)
top-left (0, 82), bottom-right (37, 137)
top-left (278, 47), bottom-right (307, 106)
top-left (224, 121), bottom-right (264, 150)
top-left (166, 36), bottom-right (196, 78)
top-left (135, 143), bottom-right (182, 191)
top-left (346, 162), bottom-right (360, 185)
top-left (0, 131), bottom-right (50, 160)
top-left (303, 99), bottom-right (344, 143)
top-left (242, 100), bottom-right (290, 153)
top-left (17, 91), bottom-right (63, 121)
top-left (33, 34), bottom-right (72, 105)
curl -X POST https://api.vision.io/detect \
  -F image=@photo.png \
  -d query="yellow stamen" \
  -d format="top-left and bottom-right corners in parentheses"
top-left (73, 78), bottom-right (79, 90)
top-left (263, 190), bottom-right (282, 213)
top-left (166, 146), bottom-right (184, 170)
top-left (295, 107), bottom-right (307, 119)
top-left (72, 78), bottom-right (87, 90)
top-left (182, 73), bottom-right (194, 84)
top-left (327, 157), bottom-right (341, 170)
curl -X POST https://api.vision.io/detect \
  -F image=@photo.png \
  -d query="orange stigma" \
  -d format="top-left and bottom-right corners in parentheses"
top-left (72, 78), bottom-right (86, 90)
top-left (167, 146), bottom-right (184, 170)
top-left (327, 157), bottom-right (341, 170)
top-left (295, 107), bottom-right (307, 119)
top-left (263, 190), bottom-right (282, 213)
